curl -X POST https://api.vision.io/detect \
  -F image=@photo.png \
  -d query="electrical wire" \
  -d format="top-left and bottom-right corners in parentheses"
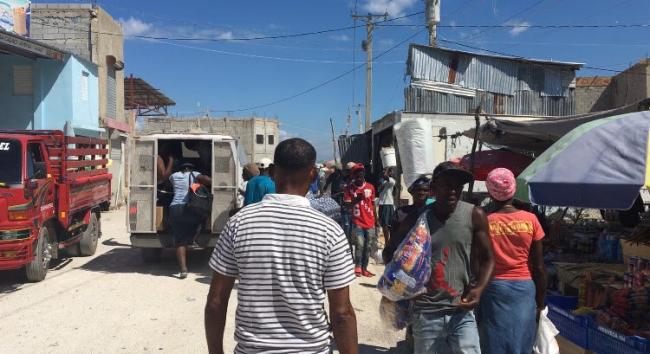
top-left (207, 29), bottom-right (426, 113)
top-left (378, 23), bottom-right (650, 29)
top-left (465, 0), bottom-right (548, 41)
top-left (29, 11), bottom-right (424, 42)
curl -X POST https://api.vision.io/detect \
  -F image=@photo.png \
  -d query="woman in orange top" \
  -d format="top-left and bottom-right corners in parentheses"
top-left (477, 168), bottom-right (547, 354)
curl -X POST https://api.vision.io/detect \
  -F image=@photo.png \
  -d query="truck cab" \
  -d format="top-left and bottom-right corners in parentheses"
top-left (128, 134), bottom-right (240, 261)
top-left (0, 131), bottom-right (111, 281)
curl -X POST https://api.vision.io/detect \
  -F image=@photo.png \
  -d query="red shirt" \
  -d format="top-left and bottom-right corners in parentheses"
top-left (488, 210), bottom-right (545, 280)
top-left (344, 182), bottom-right (376, 229)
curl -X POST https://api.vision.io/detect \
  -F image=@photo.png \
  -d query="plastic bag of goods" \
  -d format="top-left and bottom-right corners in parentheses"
top-left (379, 297), bottom-right (410, 330)
top-left (377, 212), bottom-right (432, 301)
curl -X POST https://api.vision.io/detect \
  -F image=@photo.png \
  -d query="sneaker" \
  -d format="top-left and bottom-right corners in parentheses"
top-left (354, 266), bottom-right (362, 277)
top-left (362, 269), bottom-right (375, 277)
top-left (179, 269), bottom-right (188, 279)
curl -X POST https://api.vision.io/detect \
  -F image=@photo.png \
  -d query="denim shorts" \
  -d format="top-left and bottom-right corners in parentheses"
top-left (411, 310), bottom-right (481, 354)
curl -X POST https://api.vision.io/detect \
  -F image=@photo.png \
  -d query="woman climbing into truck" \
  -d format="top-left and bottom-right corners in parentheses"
top-left (169, 161), bottom-right (212, 279)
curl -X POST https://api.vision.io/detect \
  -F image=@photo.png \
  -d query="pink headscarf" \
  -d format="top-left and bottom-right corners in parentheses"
top-left (486, 168), bottom-right (516, 201)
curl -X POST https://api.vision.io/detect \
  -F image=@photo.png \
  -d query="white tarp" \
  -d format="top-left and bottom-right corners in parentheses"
top-left (394, 119), bottom-right (435, 188)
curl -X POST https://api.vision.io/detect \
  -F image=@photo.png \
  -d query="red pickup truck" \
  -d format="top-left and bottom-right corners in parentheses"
top-left (0, 130), bottom-right (111, 282)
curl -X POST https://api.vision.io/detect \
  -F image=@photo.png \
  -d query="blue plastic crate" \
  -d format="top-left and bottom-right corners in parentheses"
top-left (587, 317), bottom-right (650, 354)
top-left (546, 295), bottom-right (589, 349)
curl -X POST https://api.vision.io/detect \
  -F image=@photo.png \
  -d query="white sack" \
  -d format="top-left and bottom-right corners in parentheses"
top-left (394, 119), bottom-right (435, 188)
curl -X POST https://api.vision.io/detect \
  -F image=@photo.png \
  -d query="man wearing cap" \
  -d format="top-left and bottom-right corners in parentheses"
top-left (390, 162), bottom-right (494, 354)
top-left (244, 157), bottom-right (276, 206)
top-left (343, 163), bottom-right (377, 277)
top-left (169, 162), bottom-right (212, 279)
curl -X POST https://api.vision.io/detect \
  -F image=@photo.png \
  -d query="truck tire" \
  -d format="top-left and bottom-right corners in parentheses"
top-left (25, 227), bottom-right (52, 282)
top-left (141, 248), bottom-right (162, 263)
top-left (79, 214), bottom-right (99, 256)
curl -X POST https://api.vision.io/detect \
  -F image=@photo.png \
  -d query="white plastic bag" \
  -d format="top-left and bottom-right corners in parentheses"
top-left (533, 307), bottom-right (560, 354)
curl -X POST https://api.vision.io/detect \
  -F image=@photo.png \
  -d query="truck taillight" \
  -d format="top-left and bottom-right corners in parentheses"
top-left (129, 205), bottom-right (137, 215)
top-left (129, 202), bottom-right (137, 231)
top-left (8, 210), bottom-right (29, 221)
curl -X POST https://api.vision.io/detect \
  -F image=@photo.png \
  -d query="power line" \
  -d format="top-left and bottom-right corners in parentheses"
top-left (30, 11), bottom-right (424, 42)
top-left (465, 0), bottom-right (548, 40)
top-left (150, 39), bottom-right (404, 64)
top-left (207, 29), bottom-right (426, 113)
top-left (379, 23), bottom-right (650, 29)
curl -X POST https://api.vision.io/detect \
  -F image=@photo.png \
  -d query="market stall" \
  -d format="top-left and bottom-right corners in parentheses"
top-left (513, 111), bottom-right (650, 354)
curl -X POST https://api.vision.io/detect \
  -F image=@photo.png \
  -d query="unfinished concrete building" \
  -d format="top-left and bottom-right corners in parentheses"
top-left (30, 3), bottom-right (128, 207)
top-left (140, 117), bottom-right (279, 164)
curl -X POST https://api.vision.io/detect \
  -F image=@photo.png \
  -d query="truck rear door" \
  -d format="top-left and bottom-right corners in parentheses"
top-left (210, 139), bottom-right (239, 234)
top-left (128, 139), bottom-right (156, 233)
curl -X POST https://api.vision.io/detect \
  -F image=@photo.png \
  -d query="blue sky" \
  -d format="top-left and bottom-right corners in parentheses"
top-left (38, 0), bottom-right (650, 159)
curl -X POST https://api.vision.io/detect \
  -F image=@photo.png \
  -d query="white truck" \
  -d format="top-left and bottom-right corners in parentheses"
top-left (127, 133), bottom-right (241, 261)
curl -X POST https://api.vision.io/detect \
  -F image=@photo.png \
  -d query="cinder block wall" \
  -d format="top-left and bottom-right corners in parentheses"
top-left (30, 4), bottom-right (93, 61)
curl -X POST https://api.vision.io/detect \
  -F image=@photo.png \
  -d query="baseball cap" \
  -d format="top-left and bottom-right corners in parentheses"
top-left (432, 161), bottom-right (474, 185)
top-left (351, 163), bottom-right (365, 172)
top-left (258, 158), bottom-right (273, 169)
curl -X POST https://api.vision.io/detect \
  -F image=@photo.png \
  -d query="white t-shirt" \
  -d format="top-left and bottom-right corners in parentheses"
top-left (378, 177), bottom-right (396, 206)
top-left (209, 194), bottom-right (355, 354)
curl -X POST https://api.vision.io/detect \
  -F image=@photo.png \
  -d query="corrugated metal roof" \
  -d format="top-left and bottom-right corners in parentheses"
top-left (575, 77), bottom-right (612, 87)
top-left (409, 44), bottom-right (583, 68)
top-left (407, 45), bottom-right (578, 97)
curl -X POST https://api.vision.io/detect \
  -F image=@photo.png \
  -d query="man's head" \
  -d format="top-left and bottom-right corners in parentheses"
top-left (258, 158), bottom-right (273, 175)
top-left (271, 138), bottom-right (317, 195)
top-left (409, 176), bottom-right (431, 206)
top-left (242, 163), bottom-right (260, 181)
top-left (179, 162), bottom-right (195, 173)
top-left (431, 162), bottom-right (473, 214)
top-left (351, 163), bottom-right (365, 186)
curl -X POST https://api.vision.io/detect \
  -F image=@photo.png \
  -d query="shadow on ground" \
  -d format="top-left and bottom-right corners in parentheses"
top-left (0, 257), bottom-right (73, 295)
top-left (79, 245), bottom-right (214, 279)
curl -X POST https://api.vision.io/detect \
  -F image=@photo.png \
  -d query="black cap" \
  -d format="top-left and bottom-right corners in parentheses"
top-left (179, 162), bottom-right (195, 170)
top-left (432, 161), bottom-right (474, 185)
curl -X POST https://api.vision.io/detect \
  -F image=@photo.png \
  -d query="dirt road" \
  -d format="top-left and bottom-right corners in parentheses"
top-left (0, 209), bottom-right (407, 354)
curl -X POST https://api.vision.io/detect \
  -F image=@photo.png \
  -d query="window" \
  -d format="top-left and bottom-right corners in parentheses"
top-left (268, 135), bottom-right (275, 145)
top-left (26, 143), bottom-right (45, 179)
top-left (13, 65), bottom-right (32, 95)
top-left (0, 139), bottom-right (22, 184)
top-left (256, 134), bottom-right (264, 145)
top-left (106, 66), bottom-right (117, 119)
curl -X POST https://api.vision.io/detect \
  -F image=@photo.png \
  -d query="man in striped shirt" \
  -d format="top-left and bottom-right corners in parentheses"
top-left (205, 138), bottom-right (358, 354)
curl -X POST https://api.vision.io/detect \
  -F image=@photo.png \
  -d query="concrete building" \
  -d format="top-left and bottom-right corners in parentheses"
top-left (575, 59), bottom-right (650, 114)
top-left (0, 30), bottom-right (100, 136)
top-left (140, 117), bottom-right (279, 164)
top-left (30, 3), bottom-right (128, 206)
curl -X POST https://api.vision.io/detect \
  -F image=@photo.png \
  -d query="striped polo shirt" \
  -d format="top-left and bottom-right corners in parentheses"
top-left (209, 193), bottom-right (355, 354)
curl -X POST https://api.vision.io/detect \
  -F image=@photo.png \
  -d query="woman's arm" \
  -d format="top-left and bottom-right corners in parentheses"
top-left (530, 240), bottom-right (547, 316)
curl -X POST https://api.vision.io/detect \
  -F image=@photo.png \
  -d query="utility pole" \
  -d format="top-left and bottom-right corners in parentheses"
top-left (425, 0), bottom-right (441, 46)
top-left (329, 118), bottom-right (338, 162)
top-left (352, 12), bottom-right (387, 132)
top-left (356, 104), bottom-right (362, 134)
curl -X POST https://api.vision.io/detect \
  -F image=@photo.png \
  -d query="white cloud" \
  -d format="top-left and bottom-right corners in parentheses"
top-left (119, 17), bottom-right (243, 41)
top-left (330, 34), bottom-right (351, 42)
top-left (505, 20), bottom-right (531, 36)
top-left (279, 130), bottom-right (294, 142)
top-left (119, 17), bottom-right (153, 38)
top-left (362, 0), bottom-right (418, 17)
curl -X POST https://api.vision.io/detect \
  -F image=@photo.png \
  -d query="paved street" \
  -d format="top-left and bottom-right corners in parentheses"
top-left (0, 209), bottom-right (407, 354)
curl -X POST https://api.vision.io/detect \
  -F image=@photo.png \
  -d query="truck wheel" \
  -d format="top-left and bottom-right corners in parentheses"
top-left (78, 214), bottom-right (99, 256)
top-left (141, 248), bottom-right (162, 263)
top-left (25, 227), bottom-right (52, 282)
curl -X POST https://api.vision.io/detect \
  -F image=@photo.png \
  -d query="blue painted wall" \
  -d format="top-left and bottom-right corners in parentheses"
top-left (0, 53), bottom-right (100, 136)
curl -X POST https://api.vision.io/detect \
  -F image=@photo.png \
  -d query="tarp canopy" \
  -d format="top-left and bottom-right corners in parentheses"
top-left (516, 111), bottom-right (650, 209)
top-left (467, 99), bottom-right (650, 153)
